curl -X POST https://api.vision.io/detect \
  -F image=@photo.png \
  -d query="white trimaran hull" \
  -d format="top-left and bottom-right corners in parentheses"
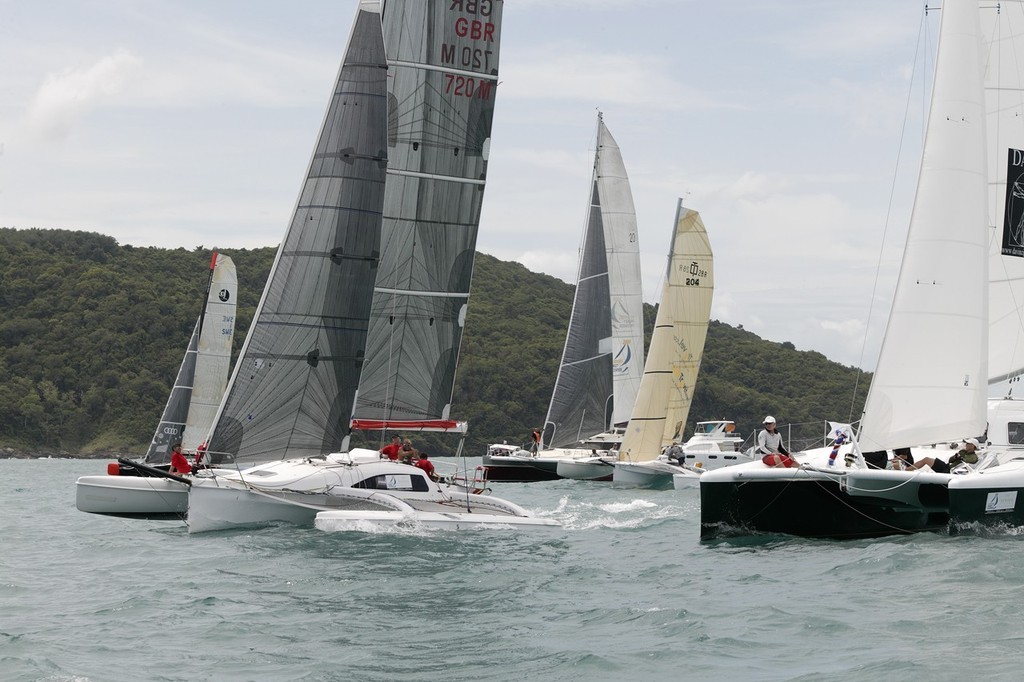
top-left (187, 452), bottom-right (557, 533)
top-left (76, 475), bottom-right (189, 517)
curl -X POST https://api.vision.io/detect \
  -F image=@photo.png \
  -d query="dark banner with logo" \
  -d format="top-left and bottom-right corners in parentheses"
top-left (1003, 148), bottom-right (1024, 258)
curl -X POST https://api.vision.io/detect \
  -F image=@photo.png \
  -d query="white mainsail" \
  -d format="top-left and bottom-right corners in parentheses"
top-left (182, 253), bottom-right (237, 451)
top-left (859, 0), bottom-right (989, 452)
top-left (982, 1), bottom-right (1024, 386)
top-left (617, 202), bottom-right (713, 463)
top-left (543, 114), bottom-right (645, 448)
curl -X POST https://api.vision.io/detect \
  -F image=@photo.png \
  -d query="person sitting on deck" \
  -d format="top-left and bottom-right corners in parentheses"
top-left (904, 439), bottom-right (980, 474)
top-left (415, 452), bottom-right (439, 481)
top-left (757, 416), bottom-right (795, 467)
top-left (168, 443), bottom-right (192, 475)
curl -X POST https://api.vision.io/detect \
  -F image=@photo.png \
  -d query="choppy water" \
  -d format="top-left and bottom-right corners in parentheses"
top-left (4, 458), bottom-right (1024, 681)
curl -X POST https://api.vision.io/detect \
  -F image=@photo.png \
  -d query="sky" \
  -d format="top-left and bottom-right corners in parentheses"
top-left (0, 0), bottom-right (940, 371)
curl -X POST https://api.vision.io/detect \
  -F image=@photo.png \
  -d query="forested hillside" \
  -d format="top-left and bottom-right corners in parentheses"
top-left (0, 228), bottom-right (869, 457)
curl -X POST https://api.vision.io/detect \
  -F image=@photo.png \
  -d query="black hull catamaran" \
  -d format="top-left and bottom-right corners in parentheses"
top-left (702, 0), bottom-right (996, 540)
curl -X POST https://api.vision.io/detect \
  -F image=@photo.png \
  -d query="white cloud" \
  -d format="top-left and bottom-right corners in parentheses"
top-left (22, 49), bottom-right (142, 141)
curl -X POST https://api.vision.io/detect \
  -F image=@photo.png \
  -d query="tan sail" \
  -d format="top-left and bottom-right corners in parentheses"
top-left (618, 202), bottom-right (714, 462)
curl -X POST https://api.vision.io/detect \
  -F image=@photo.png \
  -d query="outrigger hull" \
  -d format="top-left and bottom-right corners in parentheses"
top-left (75, 475), bottom-right (188, 519)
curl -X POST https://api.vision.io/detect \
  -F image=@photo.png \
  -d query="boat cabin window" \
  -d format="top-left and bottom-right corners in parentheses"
top-left (1008, 423), bottom-right (1024, 445)
top-left (695, 423), bottom-right (715, 434)
top-left (353, 473), bottom-right (430, 492)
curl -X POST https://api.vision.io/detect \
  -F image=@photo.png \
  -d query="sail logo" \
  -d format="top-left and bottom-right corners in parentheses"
top-left (218, 288), bottom-right (231, 302)
top-left (1002, 148), bottom-right (1024, 258)
top-left (612, 342), bottom-right (633, 375)
top-left (610, 299), bottom-right (636, 332)
top-left (985, 490), bottom-right (1017, 513)
top-left (680, 260), bottom-right (708, 286)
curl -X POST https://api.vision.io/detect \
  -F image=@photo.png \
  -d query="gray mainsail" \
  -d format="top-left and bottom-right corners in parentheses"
top-left (205, 4), bottom-right (388, 464)
top-left (351, 0), bottom-right (503, 431)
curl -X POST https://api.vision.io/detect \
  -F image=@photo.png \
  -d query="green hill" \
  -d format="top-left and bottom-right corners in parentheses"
top-left (0, 228), bottom-right (868, 457)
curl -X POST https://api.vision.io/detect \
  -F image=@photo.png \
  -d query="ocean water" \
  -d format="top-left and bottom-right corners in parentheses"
top-left (3, 458), bottom-right (1024, 682)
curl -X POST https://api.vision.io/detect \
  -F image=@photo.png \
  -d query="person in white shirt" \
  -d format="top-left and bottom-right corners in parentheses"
top-left (756, 416), bottom-right (789, 456)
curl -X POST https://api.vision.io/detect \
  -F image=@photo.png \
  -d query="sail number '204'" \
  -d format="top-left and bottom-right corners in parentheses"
top-left (444, 74), bottom-right (493, 100)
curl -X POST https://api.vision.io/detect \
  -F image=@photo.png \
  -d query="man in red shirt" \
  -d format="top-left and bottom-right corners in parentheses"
top-left (168, 443), bottom-right (192, 475)
top-left (415, 452), bottom-right (438, 481)
top-left (380, 435), bottom-right (402, 461)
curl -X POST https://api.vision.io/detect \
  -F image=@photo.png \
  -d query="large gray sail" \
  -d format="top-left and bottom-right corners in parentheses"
top-left (145, 319), bottom-right (199, 464)
top-left (205, 4), bottom-right (389, 464)
top-left (543, 181), bottom-right (613, 448)
top-left (352, 0), bottom-right (503, 431)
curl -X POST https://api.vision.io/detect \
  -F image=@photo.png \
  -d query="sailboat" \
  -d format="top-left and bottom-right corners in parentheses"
top-left (483, 113), bottom-right (646, 483)
top-left (74, 252), bottom-right (238, 517)
top-left (186, 0), bottom-right (557, 533)
top-left (610, 201), bottom-right (715, 490)
top-left (946, 0), bottom-right (1024, 528)
top-left (700, 0), bottom-right (994, 539)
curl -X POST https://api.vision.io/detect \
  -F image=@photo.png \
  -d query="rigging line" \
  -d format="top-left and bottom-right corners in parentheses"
top-left (849, 5), bottom-right (930, 424)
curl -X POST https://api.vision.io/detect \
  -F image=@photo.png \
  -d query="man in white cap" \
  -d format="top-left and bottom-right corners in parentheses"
top-left (756, 416), bottom-right (789, 457)
top-left (906, 438), bottom-right (982, 473)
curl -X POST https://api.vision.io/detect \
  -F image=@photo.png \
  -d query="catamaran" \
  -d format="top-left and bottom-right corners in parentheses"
top-left (700, 0), bottom-right (1024, 540)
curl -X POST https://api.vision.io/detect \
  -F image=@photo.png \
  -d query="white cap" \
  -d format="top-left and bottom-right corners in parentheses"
top-left (763, 416), bottom-right (776, 424)
top-left (965, 437), bottom-right (981, 448)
